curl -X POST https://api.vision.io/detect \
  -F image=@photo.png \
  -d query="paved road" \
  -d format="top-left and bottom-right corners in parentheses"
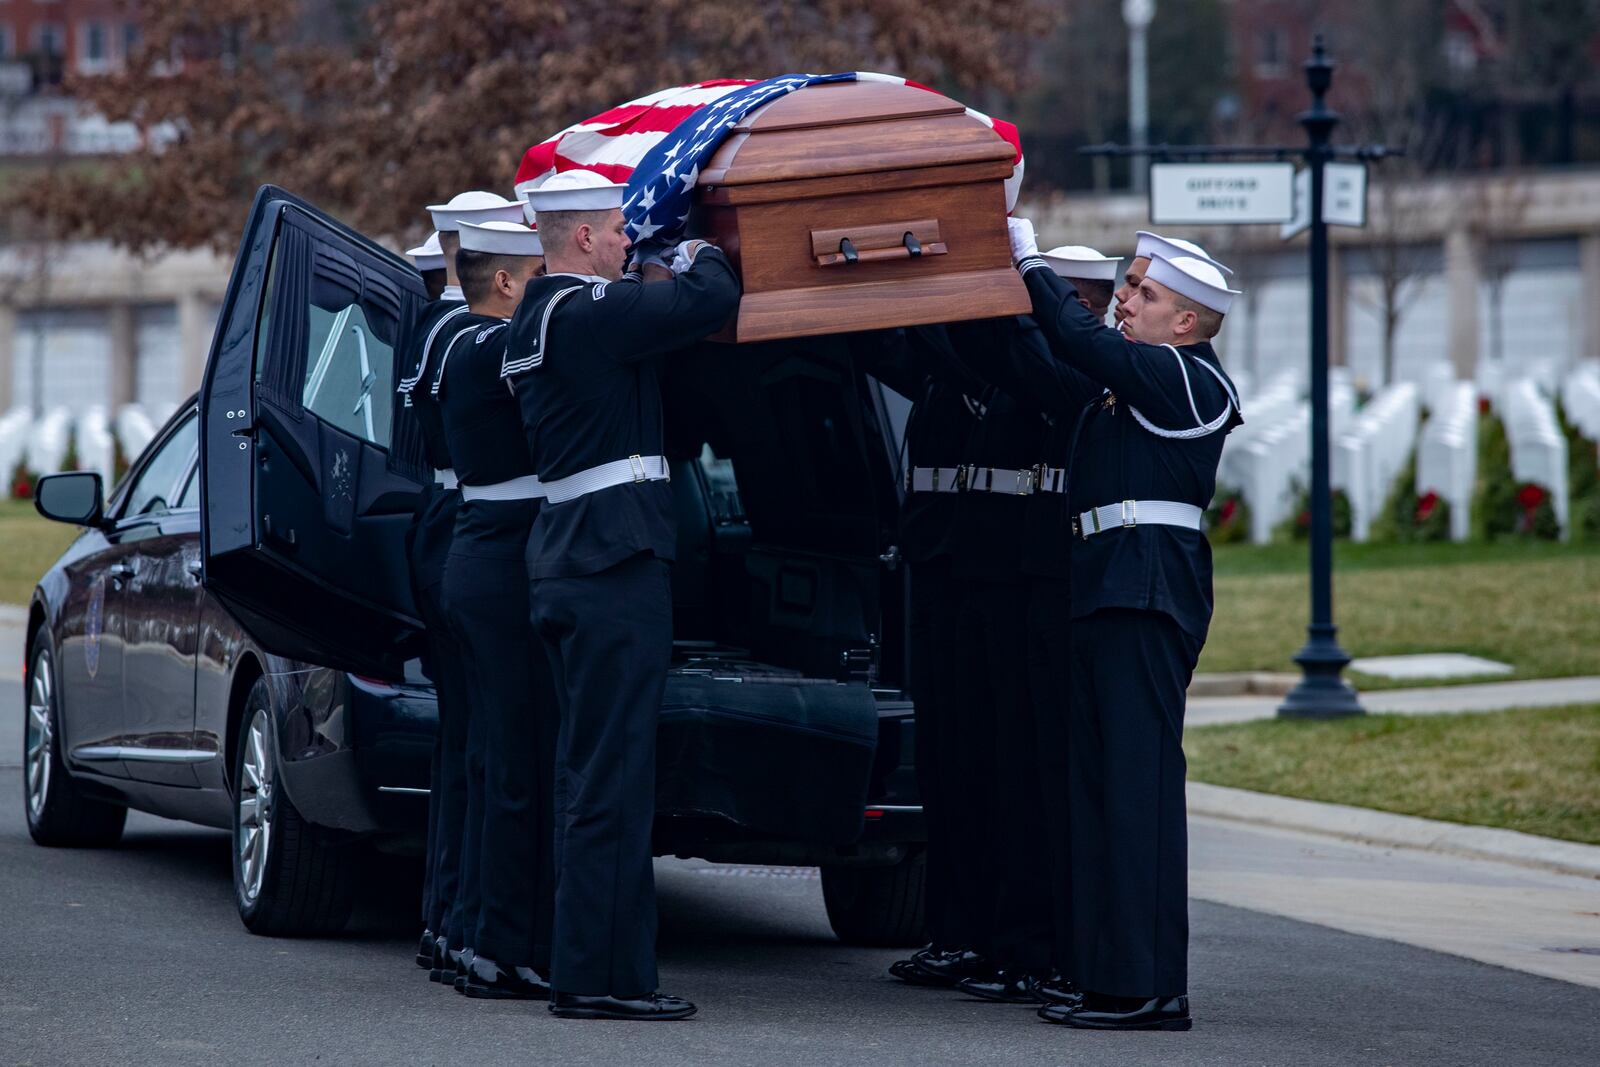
top-left (4, 768), bottom-right (1598, 1067)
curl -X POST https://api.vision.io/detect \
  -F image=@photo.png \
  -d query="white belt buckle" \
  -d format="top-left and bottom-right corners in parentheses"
top-left (1017, 469), bottom-right (1034, 495)
top-left (628, 454), bottom-right (646, 483)
top-left (1121, 499), bottom-right (1137, 528)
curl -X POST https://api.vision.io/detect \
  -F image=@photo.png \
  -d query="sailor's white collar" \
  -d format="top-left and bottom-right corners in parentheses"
top-left (545, 271), bottom-right (610, 284)
top-left (441, 284), bottom-right (465, 302)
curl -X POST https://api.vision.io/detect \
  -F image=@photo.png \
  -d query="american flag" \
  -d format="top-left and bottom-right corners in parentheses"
top-left (513, 72), bottom-right (1025, 246)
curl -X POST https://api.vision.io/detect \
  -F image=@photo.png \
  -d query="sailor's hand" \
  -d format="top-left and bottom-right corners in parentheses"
top-left (1007, 217), bottom-right (1038, 263)
top-left (670, 239), bottom-right (713, 273)
top-left (627, 239), bottom-right (674, 274)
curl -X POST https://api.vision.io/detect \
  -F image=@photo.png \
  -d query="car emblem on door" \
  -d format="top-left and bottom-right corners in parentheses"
top-left (85, 574), bottom-right (105, 679)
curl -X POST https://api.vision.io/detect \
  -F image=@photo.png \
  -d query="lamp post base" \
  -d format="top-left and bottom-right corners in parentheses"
top-left (1278, 629), bottom-right (1364, 719)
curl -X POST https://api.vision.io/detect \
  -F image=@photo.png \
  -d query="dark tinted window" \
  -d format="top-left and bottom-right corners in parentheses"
top-left (122, 412), bottom-right (198, 519)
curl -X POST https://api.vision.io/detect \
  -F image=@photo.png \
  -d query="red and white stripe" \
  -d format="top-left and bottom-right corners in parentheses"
top-left (512, 73), bottom-right (1025, 210)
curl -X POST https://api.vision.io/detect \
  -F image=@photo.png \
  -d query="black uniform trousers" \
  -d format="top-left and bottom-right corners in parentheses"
top-left (1067, 606), bottom-right (1201, 998)
top-left (441, 546), bottom-right (559, 970)
top-left (959, 578), bottom-right (1050, 972)
top-left (1024, 576), bottom-right (1076, 977)
top-left (906, 558), bottom-right (987, 952)
top-left (530, 551), bottom-right (671, 998)
top-left (407, 490), bottom-right (469, 936)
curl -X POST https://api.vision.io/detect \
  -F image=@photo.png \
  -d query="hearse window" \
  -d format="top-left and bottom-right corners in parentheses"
top-left (301, 302), bottom-right (395, 446)
top-left (176, 462), bottom-right (201, 510)
top-left (121, 412), bottom-right (198, 519)
top-left (250, 221), bottom-right (406, 450)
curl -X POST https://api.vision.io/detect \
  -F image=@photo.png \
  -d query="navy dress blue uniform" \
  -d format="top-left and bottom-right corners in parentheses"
top-left (433, 312), bottom-right (560, 986)
top-left (939, 319), bottom-right (1055, 980)
top-left (958, 313), bottom-right (1104, 987)
top-left (1017, 255), bottom-right (1241, 1004)
top-left (852, 326), bottom-right (995, 965)
top-left (501, 252), bottom-right (741, 999)
top-left (395, 292), bottom-right (473, 965)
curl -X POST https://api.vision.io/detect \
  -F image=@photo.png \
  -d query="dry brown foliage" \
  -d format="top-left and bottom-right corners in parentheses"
top-left (6, 0), bottom-right (1055, 252)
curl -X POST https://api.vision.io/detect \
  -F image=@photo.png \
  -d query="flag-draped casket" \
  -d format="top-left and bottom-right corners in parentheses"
top-left (515, 73), bottom-right (1030, 343)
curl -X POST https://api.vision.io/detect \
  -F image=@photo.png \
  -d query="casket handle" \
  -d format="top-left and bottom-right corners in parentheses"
top-left (812, 219), bottom-right (947, 268)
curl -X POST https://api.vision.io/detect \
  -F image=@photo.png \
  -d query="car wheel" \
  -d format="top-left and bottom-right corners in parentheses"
top-left (232, 678), bottom-right (356, 936)
top-left (23, 636), bottom-right (127, 847)
top-left (821, 848), bottom-right (927, 947)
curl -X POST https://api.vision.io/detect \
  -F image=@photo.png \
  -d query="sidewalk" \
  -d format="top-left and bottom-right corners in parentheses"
top-left (1187, 674), bottom-right (1600, 726)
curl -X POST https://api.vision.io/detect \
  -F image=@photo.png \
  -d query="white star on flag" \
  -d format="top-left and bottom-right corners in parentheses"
top-left (635, 217), bottom-right (662, 241)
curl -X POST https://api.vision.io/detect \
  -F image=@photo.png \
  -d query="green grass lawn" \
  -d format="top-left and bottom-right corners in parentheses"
top-left (1185, 704), bottom-right (1600, 845)
top-left (0, 499), bottom-right (80, 607)
top-left (1205, 540), bottom-right (1600, 687)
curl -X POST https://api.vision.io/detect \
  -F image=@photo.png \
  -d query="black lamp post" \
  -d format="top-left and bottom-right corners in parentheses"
top-left (1277, 36), bottom-right (1364, 720)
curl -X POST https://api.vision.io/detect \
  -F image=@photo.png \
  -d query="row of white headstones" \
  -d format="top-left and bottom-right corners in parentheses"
top-left (0, 405), bottom-right (159, 491)
top-left (1222, 358), bottom-right (1600, 544)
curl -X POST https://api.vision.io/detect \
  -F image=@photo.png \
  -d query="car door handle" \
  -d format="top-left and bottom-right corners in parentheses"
top-left (186, 559), bottom-right (204, 580)
top-left (108, 562), bottom-right (136, 578)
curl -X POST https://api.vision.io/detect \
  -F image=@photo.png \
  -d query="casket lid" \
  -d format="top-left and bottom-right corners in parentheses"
top-left (698, 80), bottom-right (1015, 188)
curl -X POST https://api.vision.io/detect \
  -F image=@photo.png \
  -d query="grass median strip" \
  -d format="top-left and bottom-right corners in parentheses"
top-left (1184, 704), bottom-right (1600, 846)
top-left (1205, 541), bottom-right (1600, 687)
top-left (0, 499), bottom-right (81, 607)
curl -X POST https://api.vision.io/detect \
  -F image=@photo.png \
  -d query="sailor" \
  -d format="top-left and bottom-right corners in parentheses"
top-left (400, 189), bottom-right (525, 982)
top-left (1113, 231), bottom-right (1232, 332)
top-left (852, 326), bottom-right (998, 993)
top-left (1009, 218), bottom-right (1243, 1032)
top-left (500, 169), bottom-right (741, 1021)
top-left (921, 244), bottom-right (1120, 1008)
top-left (407, 231), bottom-right (448, 301)
top-left (431, 218), bottom-right (559, 1000)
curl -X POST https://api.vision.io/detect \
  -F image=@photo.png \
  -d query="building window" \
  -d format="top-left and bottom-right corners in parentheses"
top-left (33, 22), bottom-right (64, 58)
top-left (1255, 26), bottom-right (1288, 79)
top-left (79, 20), bottom-right (109, 72)
top-left (0, 25), bottom-right (14, 60)
top-left (121, 22), bottom-right (138, 60)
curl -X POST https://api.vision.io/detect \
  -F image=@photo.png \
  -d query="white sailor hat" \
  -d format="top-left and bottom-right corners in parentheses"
top-left (458, 220), bottom-right (544, 257)
top-left (1039, 244), bottom-right (1122, 282)
top-left (524, 169), bottom-right (626, 213)
top-left (426, 191), bottom-right (526, 232)
top-left (405, 231), bottom-right (445, 271)
top-left (1144, 252), bottom-right (1241, 315)
top-left (1133, 230), bottom-right (1233, 276)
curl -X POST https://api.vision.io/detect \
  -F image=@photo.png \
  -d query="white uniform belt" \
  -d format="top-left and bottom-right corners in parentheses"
top-left (1035, 466), bottom-right (1068, 494)
top-left (542, 454), bottom-right (670, 505)
top-left (907, 466), bottom-right (962, 493)
top-left (962, 467), bottom-right (1036, 495)
top-left (460, 474), bottom-right (545, 502)
top-left (1077, 500), bottom-right (1203, 539)
top-left (434, 468), bottom-right (458, 490)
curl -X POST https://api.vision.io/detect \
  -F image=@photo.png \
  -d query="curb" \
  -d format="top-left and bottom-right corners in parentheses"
top-left (1188, 672), bottom-right (1298, 697)
top-left (1187, 781), bottom-right (1600, 881)
top-left (0, 604), bottom-right (27, 626)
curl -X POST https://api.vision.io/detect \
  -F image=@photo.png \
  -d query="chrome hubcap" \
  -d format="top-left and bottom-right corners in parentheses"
top-left (25, 654), bottom-right (53, 820)
top-left (236, 710), bottom-right (274, 904)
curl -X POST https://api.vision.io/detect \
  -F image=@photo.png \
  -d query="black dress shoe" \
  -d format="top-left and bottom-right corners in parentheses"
top-left (457, 956), bottom-right (551, 1000)
top-left (888, 945), bottom-right (954, 987)
top-left (957, 969), bottom-right (1045, 1004)
top-left (549, 991), bottom-right (697, 1021)
top-left (911, 949), bottom-right (993, 986)
top-left (415, 929), bottom-right (435, 969)
top-left (1035, 974), bottom-right (1084, 1009)
top-left (1038, 994), bottom-right (1191, 1031)
top-left (451, 948), bottom-right (473, 992)
top-left (427, 936), bottom-right (450, 983)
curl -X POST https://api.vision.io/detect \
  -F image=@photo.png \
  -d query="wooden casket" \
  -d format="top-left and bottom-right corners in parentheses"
top-left (693, 79), bottom-right (1031, 343)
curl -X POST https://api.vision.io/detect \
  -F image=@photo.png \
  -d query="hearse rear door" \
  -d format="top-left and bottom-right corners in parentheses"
top-left (199, 185), bottom-right (430, 680)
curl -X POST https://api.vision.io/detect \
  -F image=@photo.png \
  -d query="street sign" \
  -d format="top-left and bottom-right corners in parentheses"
top-left (1148, 162), bottom-right (1295, 225)
top-left (1323, 162), bottom-right (1368, 227)
top-left (1280, 162), bottom-right (1369, 239)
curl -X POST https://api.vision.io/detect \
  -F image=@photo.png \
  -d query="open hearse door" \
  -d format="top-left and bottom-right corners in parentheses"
top-left (198, 186), bottom-right (431, 680)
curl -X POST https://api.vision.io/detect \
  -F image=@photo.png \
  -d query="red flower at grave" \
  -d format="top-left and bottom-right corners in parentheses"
top-left (1416, 491), bottom-right (1439, 523)
top-left (1219, 497), bottom-right (1238, 525)
top-left (1296, 508), bottom-right (1311, 528)
top-left (1517, 483), bottom-right (1547, 511)
top-left (11, 474), bottom-right (32, 500)
top-left (1478, 395), bottom-right (1491, 415)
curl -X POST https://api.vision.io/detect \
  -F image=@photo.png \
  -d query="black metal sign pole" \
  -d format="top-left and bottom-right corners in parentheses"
top-left (1084, 35), bottom-right (1380, 718)
top-left (1278, 38), bottom-right (1362, 718)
